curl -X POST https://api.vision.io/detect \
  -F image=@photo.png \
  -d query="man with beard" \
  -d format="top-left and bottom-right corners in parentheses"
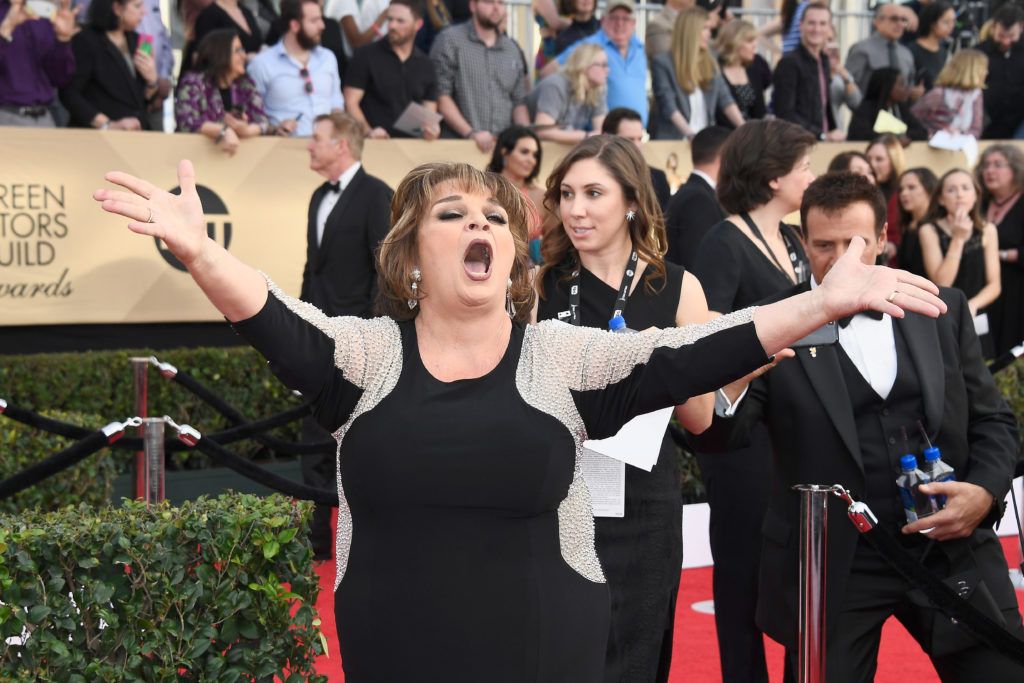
top-left (344, 0), bottom-right (439, 139)
top-left (429, 0), bottom-right (529, 152)
top-left (249, 0), bottom-right (344, 137)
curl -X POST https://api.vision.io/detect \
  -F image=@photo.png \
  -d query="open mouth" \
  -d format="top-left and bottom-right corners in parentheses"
top-left (463, 239), bottom-right (492, 280)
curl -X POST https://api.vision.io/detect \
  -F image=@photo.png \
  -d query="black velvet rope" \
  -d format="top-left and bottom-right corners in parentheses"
top-left (168, 370), bottom-right (335, 455)
top-left (194, 437), bottom-right (338, 506)
top-left (0, 430), bottom-right (110, 500)
top-left (989, 346), bottom-right (1023, 376)
top-left (1, 403), bottom-right (94, 440)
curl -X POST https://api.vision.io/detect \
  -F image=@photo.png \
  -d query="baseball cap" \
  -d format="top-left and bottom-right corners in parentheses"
top-left (605, 0), bottom-right (635, 14)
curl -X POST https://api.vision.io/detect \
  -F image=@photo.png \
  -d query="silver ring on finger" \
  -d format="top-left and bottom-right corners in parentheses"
top-left (146, 207), bottom-right (155, 224)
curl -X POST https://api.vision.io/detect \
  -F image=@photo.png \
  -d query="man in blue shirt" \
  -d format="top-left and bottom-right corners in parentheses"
top-left (249, 0), bottom-right (345, 137)
top-left (542, 0), bottom-right (647, 125)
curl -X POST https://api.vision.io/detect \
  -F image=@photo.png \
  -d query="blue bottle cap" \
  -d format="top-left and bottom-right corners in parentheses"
top-left (608, 315), bottom-right (627, 331)
top-left (923, 446), bottom-right (941, 462)
top-left (900, 454), bottom-right (918, 471)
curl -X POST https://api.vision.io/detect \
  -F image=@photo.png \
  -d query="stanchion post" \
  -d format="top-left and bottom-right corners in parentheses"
top-left (130, 357), bottom-right (149, 499)
top-left (794, 484), bottom-right (830, 683)
top-left (140, 417), bottom-right (165, 504)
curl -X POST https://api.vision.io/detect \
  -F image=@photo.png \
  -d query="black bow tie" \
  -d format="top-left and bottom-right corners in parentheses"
top-left (325, 181), bottom-right (341, 194)
top-left (838, 310), bottom-right (884, 328)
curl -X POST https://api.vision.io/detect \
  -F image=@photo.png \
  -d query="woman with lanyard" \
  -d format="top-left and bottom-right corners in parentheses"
top-left (689, 118), bottom-right (814, 683)
top-left (534, 134), bottom-right (714, 683)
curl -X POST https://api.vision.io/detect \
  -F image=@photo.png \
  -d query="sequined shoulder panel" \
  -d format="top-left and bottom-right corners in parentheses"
top-left (516, 307), bottom-right (756, 584)
top-left (262, 276), bottom-right (404, 590)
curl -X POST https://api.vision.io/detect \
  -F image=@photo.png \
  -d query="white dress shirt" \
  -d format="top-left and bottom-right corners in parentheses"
top-left (316, 162), bottom-right (361, 247)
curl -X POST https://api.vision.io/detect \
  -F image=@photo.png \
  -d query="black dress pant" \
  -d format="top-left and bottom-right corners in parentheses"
top-left (784, 531), bottom-right (1024, 683)
top-left (301, 416), bottom-right (335, 556)
top-left (695, 423), bottom-right (774, 683)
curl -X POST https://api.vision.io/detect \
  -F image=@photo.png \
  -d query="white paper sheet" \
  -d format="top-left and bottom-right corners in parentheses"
top-left (392, 102), bottom-right (443, 137)
top-left (583, 407), bottom-right (674, 472)
top-left (973, 312), bottom-right (990, 336)
top-left (580, 448), bottom-right (625, 517)
top-left (928, 131), bottom-right (980, 167)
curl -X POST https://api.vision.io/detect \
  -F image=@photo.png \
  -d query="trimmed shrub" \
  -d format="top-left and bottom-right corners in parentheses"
top-left (0, 494), bottom-right (327, 683)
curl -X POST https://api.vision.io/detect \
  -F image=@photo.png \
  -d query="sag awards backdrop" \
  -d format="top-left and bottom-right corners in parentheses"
top-left (0, 127), bottom-right (986, 326)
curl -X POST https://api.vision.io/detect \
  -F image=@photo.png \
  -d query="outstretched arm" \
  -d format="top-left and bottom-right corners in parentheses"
top-left (94, 160), bottom-right (267, 321)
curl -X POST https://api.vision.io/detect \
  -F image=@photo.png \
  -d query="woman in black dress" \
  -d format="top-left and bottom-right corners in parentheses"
top-left (92, 159), bottom-right (942, 682)
top-left (977, 145), bottom-right (1024, 357)
top-left (715, 19), bottom-right (770, 125)
top-left (180, 0), bottom-right (263, 78)
top-left (895, 166), bottom-right (938, 277)
top-left (690, 118), bottom-right (814, 683)
top-left (919, 168), bottom-right (1001, 357)
top-left (535, 136), bottom-right (713, 683)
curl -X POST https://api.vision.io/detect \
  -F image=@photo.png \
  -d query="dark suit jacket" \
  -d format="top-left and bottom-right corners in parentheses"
top-left (664, 173), bottom-right (725, 270)
top-left (300, 167), bottom-right (393, 317)
top-left (649, 166), bottom-right (671, 213)
top-left (771, 42), bottom-right (836, 137)
top-left (61, 28), bottom-right (150, 128)
top-left (691, 283), bottom-right (1019, 650)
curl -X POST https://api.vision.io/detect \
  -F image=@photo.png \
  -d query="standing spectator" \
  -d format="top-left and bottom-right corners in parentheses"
top-left (977, 144), bottom-right (1024, 357)
top-left (979, 3), bottom-right (1024, 139)
top-left (827, 150), bottom-right (876, 183)
top-left (248, 0), bottom-right (343, 137)
top-left (61, 0), bottom-right (157, 129)
top-left (175, 29), bottom-right (269, 154)
top-left (691, 119), bottom-right (814, 683)
top-left (325, 0), bottom-right (388, 58)
top-left (908, 0), bottom-right (953, 91)
top-left (825, 32), bottom-right (861, 125)
top-left (241, 0), bottom-right (279, 39)
top-left (555, 0), bottom-right (598, 55)
top-left (526, 42), bottom-right (606, 143)
top-left (866, 133), bottom-right (906, 263)
top-left (430, 0), bottom-right (529, 152)
top-left (772, 2), bottom-right (844, 141)
top-left (601, 106), bottom-right (671, 212)
top-left (299, 111), bottom-right (393, 559)
top-left (486, 126), bottom-right (544, 263)
top-left (532, 0), bottom-right (570, 74)
top-left (896, 166), bottom-right (937, 275)
top-left (847, 67), bottom-right (927, 141)
top-left (911, 48), bottom-right (986, 139)
top-left (140, 0), bottom-right (172, 130)
top-left (754, 0), bottom-right (809, 57)
top-left (664, 125), bottom-right (730, 269)
top-left (0, 0), bottom-right (77, 127)
top-left (180, 0), bottom-right (263, 78)
top-left (919, 167), bottom-right (1001, 356)
top-left (344, 0), bottom-right (439, 140)
top-left (845, 2), bottom-right (920, 99)
top-left (651, 7), bottom-right (742, 140)
top-left (547, 0), bottom-right (647, 125)
top-left (715, 19), bottom-right (770, 124)
top-left (645, 0), bottom-right (692, 60)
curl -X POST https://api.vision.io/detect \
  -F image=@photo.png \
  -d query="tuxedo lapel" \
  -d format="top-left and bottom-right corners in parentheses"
top-left (316, 169), bottom-right (364, 269)
top-left (308, 185), bottom-right (325, 254)
top-left (796, 345), bottom-right (865, 472)
top-left (894, 313), bottom-right (944, 437)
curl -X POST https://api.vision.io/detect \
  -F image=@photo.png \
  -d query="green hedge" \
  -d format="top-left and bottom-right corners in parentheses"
top-left (994, 357), bottom-right (1024, 454)
top-left (0, 347), bottom-right (301, 470)
top-left (0, 494), bottom-right (327, 682)
top-left (0, 411), bottom-right (117, 515)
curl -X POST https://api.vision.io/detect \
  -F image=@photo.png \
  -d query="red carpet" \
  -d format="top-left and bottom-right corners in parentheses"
top-left (311, 537), bottom-right (1024, 682)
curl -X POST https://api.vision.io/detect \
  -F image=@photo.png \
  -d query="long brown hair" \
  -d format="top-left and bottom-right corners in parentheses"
top-left (537, 135), bottom-right (667, 299)
top-left (922, 168), bottom-right (986, 234)
top-left (376, 163), bottom-right (536, 323)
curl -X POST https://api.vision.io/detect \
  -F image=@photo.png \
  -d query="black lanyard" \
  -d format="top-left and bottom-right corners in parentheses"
top-left (738, 212), bottom-right (807, 284)
top-left (566, 248), bottom-right (639, 327)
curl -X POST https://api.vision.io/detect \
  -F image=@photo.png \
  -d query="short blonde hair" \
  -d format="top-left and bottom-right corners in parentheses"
top-left (315, 111), bottom-right (365, 160)
top-left (376, 163), bottom-right (536, 323)
top-left (563, 42), bottom-right (607, 109)
top-left (935, 48), bottom-right (988, 90)
top-left (714, 19), bottom-right (756, 67)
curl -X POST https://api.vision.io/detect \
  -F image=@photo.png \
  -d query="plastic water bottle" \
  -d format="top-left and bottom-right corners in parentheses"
top-left (921, 446), bottom-right (956, 509)
top-left (609, 315), bottom-right (636, 334)
top-left (896, 454), bottom-right (937, 523)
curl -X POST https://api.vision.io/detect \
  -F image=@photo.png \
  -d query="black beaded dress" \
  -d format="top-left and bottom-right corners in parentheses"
top-left (537, 262), bottom-right (686, 683)
top-left (232, 277), bottom-right (767, 682)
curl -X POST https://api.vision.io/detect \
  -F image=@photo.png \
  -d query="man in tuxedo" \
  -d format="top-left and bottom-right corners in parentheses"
top-left (664, 125), bottom-right (730, 269)
top-left (694, 171), bottom-right (1024, 682)
top-left (601, 107), bottom-right (672, 212)
top-left (302, 111), bottom-right (393, 558)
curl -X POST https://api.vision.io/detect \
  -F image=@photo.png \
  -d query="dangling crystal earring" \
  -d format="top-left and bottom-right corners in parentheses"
top-left (505, 277), bottom-right (516, 319)
top-left (408, 268), bottom-right (421, 309)
top-left (625, 210), bottom-right (637, 222)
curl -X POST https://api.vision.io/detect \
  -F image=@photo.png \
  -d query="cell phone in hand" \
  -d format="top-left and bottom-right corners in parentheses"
top-left (138, 33), bottom-right (154, 57)
top-left (26, 0), bottom-right (56, 19)
top-left (790, 321), bottom-right (839, 349)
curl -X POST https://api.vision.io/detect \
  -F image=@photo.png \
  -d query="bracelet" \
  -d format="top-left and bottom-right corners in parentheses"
top-left (215, 124), bottom-right (228, 144)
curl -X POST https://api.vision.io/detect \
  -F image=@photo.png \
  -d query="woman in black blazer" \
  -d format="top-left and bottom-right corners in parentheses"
top-left (60, 0), bottom-right (157, 129)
